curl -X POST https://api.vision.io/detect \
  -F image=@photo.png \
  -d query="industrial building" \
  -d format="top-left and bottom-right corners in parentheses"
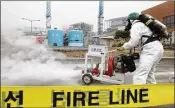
top-left (100, 1), bottom-right (175, 47)
top-left (69, 22), bottom-right (94, 47)
top-left (104, 16), bottom-right (127, 32)
top-left (101, 16), bottom-right (128, 38)
top-left (69, 22), bottom-right (93, 36)
top-left (141, 1), bottom-right (175, 44)
top-left (99, 16), bottom-right (127, 47)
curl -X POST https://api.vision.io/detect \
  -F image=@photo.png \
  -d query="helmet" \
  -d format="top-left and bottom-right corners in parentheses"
top-left (127, 12), bottom-right (140, 20)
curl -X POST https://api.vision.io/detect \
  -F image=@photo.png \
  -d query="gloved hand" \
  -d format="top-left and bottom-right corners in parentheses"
top-left (118, 47), bottom-right (125, 51)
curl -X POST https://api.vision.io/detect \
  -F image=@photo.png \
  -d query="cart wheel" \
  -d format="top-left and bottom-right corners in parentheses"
top-left (169, 76), bottom-right (174, 83)
top-left (82, 74), bottom-right (93, 85)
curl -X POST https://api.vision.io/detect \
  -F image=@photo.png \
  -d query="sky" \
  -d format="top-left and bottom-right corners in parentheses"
top-left (1, 1), bottom-right (165, 32)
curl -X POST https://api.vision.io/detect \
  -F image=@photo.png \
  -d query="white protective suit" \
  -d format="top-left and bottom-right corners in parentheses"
top-left (122, 20), bottom-right (164, 84)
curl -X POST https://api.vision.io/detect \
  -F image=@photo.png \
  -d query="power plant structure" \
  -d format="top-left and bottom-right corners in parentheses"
top-left (45, 1), bottom-right (104, 48)
top-left (98, 1), bottom-right (104, 36)
top-left (46, 1), bottom-right (51, 32)
top-left (92, 1), bottom-right (104, 45)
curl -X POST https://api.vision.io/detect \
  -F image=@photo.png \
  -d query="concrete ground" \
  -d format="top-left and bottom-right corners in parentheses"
top-left (2, 58), bottom-right (174, 85)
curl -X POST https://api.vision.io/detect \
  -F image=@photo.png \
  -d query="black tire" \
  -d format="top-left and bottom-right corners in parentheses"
top-left (82, 74), bottom-right (93, 85)
top-left (169, 76), bottom-right (174, 83)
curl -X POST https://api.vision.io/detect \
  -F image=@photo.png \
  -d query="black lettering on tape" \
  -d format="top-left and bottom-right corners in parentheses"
top-left (121, 89), bottom-right (125, 104)
top-left (74, 90), bottom-right (89, 107)
top-left (109, 91), bottom-right (119, 105)
top-left (67, 92), bottom-right (71, 106)
top-left (2, 91), bottom-right (23, 108)
top-left (140, 89), bottom-right (149, 103)
top-left (113, 88), bottom-right (121, 103)
top-left (88, 91), bottom-right (99, 106)
top-left (51, 90), bottom-right (66, 107)
top-left (127, 89), bottom-right (138, 104)
top-left (111, 88), bottom-right (127, 105)
top-left (52, 92), bottom-right (64, 107)
top-left (73, 92), bottom-right (86, 106)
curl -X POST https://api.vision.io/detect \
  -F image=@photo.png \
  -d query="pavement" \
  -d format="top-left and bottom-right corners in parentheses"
top-left (2, 58), bottom-right (174, 86)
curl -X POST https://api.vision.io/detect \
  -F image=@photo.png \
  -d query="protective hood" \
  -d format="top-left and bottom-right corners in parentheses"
top-left (131, 20), bottom-right (140, 26)
top-left (124, 19), bottom-right (140, 31)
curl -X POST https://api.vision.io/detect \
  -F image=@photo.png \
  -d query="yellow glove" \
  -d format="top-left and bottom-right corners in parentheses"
top-left (118, 47), bottom-right (125, 51)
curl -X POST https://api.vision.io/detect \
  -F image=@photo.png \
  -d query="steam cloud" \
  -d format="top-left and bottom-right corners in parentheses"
top-left (1, 28), bottom-right (82, 86)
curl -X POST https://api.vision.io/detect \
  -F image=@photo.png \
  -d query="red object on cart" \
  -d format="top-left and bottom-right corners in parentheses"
top-left (104, 56), bottom-right (114, 77)
top-left (91, 56), bottom-right (115, 77)
top-left (91, 68), bottom-right (100, 76)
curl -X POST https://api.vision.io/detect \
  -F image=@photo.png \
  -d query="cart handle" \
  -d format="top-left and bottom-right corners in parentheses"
top-left (108, 49), bottom-right (118, 53)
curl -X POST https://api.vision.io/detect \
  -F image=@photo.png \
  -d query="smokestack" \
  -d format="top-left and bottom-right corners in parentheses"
top-left (98, 1), bottom-right (104, 36)
top-left (46, 1), bottom-right (51, 32)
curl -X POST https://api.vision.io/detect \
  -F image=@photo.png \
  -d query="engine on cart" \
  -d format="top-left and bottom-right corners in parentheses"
top-left (89, 53), bottom-right (139, 77)
top-left (113, 53), bottom-right (139, 73)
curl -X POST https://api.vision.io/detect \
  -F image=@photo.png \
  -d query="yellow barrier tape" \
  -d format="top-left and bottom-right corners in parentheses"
top-left (1, 84), bottom-right (174, 108)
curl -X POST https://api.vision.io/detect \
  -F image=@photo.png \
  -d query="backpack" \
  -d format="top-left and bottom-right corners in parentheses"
top-left (138, 14), bottom-right (172, 40)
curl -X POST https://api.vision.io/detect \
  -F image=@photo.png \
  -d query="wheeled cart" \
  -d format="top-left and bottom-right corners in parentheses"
top-left (81, 45), bottom-right (139, 85)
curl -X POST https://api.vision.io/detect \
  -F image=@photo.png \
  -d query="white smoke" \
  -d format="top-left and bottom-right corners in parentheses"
top-left (1, 28), bottom-right (82, 86)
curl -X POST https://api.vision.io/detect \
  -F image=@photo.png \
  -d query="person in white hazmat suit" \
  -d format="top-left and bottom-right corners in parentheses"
top-left (119, 12), bottom-right (165, 84)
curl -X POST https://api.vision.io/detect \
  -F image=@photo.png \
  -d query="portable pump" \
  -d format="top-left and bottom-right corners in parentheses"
top-left (81, 45), bottom-right (140, 85)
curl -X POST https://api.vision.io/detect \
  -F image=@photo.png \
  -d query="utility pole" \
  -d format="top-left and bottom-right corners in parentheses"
top-left (22, 18), bottom-right (40, 34)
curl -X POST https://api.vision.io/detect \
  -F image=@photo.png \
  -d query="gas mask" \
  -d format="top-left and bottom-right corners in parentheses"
top-left (124, 19), bottom-right (132, 31)
top-left (124, 19), bottom-right (136, 31)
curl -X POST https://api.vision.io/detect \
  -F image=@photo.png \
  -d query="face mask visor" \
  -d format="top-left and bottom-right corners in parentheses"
top-left (125, 19), bottom-right (132, 31)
